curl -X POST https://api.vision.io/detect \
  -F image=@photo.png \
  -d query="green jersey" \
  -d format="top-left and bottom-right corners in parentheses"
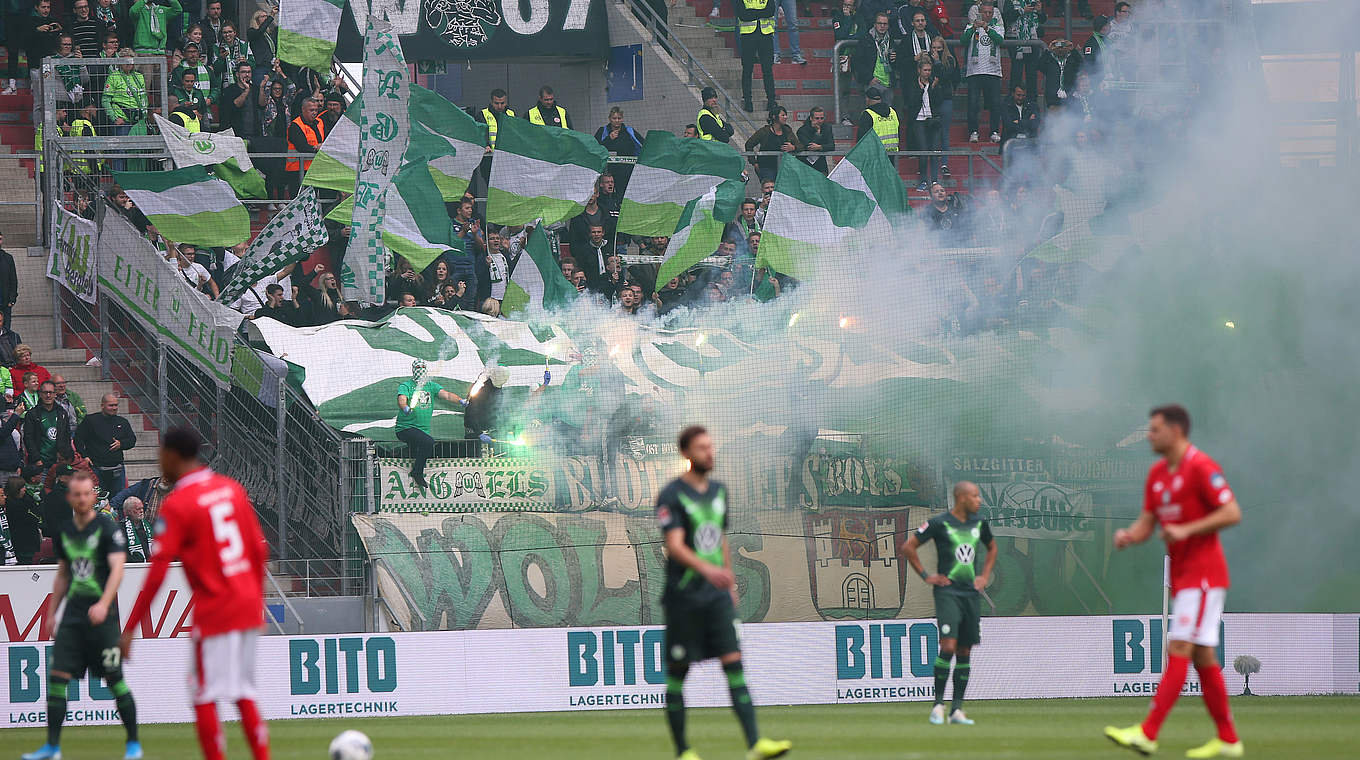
top-left (396, 379), bottom-right (443, 433)
top-left (54, 513), bottom-right (126, 621)
top-left (913, 511), bottom-right (993, 596)
top-left (656, 477), bottom-right (729, 604)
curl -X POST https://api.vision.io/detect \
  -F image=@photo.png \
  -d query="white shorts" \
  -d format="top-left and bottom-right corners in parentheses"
top-left (1168, 587), bottom-right (1226, 647)
top-left (192, 629), bottom-right (258, 705)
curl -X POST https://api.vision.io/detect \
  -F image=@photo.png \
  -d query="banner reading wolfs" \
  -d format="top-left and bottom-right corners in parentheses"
top-left (48, 206), bottom-right (97, 303)
top-left (343, 18), bottom-right (410, 305)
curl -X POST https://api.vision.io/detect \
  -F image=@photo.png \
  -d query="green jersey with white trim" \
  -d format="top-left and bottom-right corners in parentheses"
top-left (914, 511), bottom-right (992, 596)
top-left (656, 477), bottom-right (730, 604)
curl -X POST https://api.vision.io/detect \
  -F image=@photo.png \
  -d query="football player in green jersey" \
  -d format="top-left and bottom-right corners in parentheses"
top-left (901, 480), bottom-right (996, 726)
top-left (656, 426), bottom-right (792, 760)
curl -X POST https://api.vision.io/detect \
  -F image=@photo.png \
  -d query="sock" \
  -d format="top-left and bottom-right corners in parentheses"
top-left (46, 676), bottom-right (69, 746)
top-left (950, 655), bottom-right (971, 712)
top-left (1142, 654), bottom-right (1190, 740)
top-left (724, 660), bottom-right (760, 748)
top-left (665, 669), bottom-right (688, 754)
top-left (238, 699), bottom-right (271, 760)
top-left (110, 678), bottom-right (138, 742)
top-left (1196, 662), bottom-right (1239, 744)
top-left (932, 654), bottom-right (952, 705)
top-left (194, 702), bottom-right (226, 760)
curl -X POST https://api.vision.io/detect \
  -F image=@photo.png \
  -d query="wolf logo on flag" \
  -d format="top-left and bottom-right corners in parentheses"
top-left (803, 509), bottom-right (909, 620)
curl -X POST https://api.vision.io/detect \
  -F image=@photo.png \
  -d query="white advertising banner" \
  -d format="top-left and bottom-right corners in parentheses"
top-left (1, 563), bottom-right (194, 643)
top-left (3, 613), bottom-right (1356, 727)
top-left (47, 206), bottom-right (98, 304)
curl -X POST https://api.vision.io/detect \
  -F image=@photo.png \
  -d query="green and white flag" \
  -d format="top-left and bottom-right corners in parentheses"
top-left (616, 130), bottom-right (745, 237)
top-left (213, 157), bottom-right (267, 199)
top-left (487, 115), bottom-right (609, 226)
top-left (829, 131), bottom-right (910, 229)
top-left (409, 84), bottom-right (487, 201)
top-left (217, 186), bottom-right (329, 305)
top-left (154, 114), bottom-right (252, 170)
top-left (758, 155), bottom-right (876, 279)
top-left (114, 166), bottom-right (250, 247)
top-left (48, 205), bottom-right (98, 304)
top-left (343, 18), bottom-right (410, 305)
top-left (655, 179), bottom-right (746, 288)
top-left (277, 0), bottom-right (346, 74)
top-left (328, 162), bottom-right (457, 272)
top-left (502, 224), bottom-right (577, 314)
top-left (303, 99), bottom-right (360, 192)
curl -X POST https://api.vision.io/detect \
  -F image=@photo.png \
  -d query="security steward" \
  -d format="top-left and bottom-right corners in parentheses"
top-left (695, 87), bottom-right (735, 144)
top-left (736, 0), bottom-right (777, 113)
top-left (286, 97), bottom-right (327, 192)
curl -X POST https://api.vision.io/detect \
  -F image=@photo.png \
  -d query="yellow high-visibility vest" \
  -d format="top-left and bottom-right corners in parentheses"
top-left (738, 0), bottom-right (775, 35)
top-left (482, 107), bottom-right (516, 148)
top-left (866, 107), bottom-right (900, 151)
top-left (696, 108), bottom-right (726, 140)
top-left (527, 104), bottom-right (568, 128)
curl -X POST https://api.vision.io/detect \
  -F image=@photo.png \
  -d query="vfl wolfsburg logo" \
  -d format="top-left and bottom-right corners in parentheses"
top-left (71, 556), bottom-right (94, 581)
top-left (955, 544), bottom-right (976, 566)
top-left (427, 0), bottom-right (502, 50)
top-left (695, 523), bottom-right (722, 554)
top-left (192, 138), bottom-right (215, 154)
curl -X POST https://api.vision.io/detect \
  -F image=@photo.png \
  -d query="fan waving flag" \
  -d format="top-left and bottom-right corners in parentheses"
top-left (217, 187), bottom-right (329, 305)
top-left (829, 131), bottom-right (911, 229)
top-left (502, 224), bottom-right (578, 314)
top-left (487, 116), bottom-right (609, 227)
top-left (617, 130), bottom-right (745, 237)
top-left (278, 0), bottom-right (346, 74)
top-left (114, 167), bottom-right (250, 246)
top-left (758, 156), bottom-right (876, 279)
top-left (655, 180), bottom-right (746, 289)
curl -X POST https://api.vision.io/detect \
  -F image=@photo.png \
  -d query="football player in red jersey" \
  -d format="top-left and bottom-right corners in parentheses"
top-left (1105, 405), bottom-right (1245, 758)
top-left (119, 428), bottom-right (271, 760)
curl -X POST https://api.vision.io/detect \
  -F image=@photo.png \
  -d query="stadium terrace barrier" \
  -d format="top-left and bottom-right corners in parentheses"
top-left (3, 614), bottom-right (1356, 727)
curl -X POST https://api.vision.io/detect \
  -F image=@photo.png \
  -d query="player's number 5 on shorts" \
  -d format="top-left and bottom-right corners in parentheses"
top-left (209, 501), bottom-right (245, 564)
top-left (101, 647), bottom-right (120, 670)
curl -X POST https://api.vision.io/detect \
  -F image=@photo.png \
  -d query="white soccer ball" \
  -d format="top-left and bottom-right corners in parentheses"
top-left (328, 730), bottom-right (373, 760)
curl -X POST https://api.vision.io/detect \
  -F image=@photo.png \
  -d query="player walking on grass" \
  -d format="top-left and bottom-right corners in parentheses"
top-left (901, 480), bottom-right (996, 726)
top-left (119, 428), bottom-right (272, 760)
top-left (23, 471), bottom-right (142, 760)
top-left (1105, 405), bottom-right (1245, 758)
top-left (657, 426), bottom-right (792, 760)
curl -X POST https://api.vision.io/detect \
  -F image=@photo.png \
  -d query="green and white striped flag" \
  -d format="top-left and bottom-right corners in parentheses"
top-left (409, 84), bottom-right (487, 201)
top-left (758, 155), bottom-right (876, 280)
top-left (217, 187), bottom-right (329, 304)
top-left (114, 167), bottom-right (250, 247)
top-left (277, 0), bottom-right (346, 74)
top-left (302, 98), bottom-right (359, 192)
top-left (213, 157), bottom-right (267, 199)
top-left (829, 131), bottom-right (910, 230)
top-left (502, 224), bottom-right (577, 314)
top-left (616, 130), bottom-right (745, 237)
top-left (326, 162), bottom-right (457, 272)
top-left (655, 179), bottom-right (746, 289)
top-left (343, 17), bottom-right (409, 305)
top-left (154, 114), bottom-right (252, 170)
top-left (487, 115), bottom-right (609, 226)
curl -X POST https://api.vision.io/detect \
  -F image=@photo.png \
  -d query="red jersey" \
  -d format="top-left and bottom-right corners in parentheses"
top-left (124, 467), bottom-right (269, 638)
top-left (1142, 445), bottom-right (1234, 593)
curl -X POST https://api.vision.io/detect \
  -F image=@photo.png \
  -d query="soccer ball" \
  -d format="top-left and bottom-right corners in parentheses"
top-left (328, 730), bottom-right (373, 760)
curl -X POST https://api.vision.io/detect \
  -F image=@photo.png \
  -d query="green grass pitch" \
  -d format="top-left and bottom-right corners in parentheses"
top-left (6, 697), bottom-right (1356, 758)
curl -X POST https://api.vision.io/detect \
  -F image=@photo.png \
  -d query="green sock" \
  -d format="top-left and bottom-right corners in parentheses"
top-left (46, 677), bottom-right (69, 746)
top-left (111, 678), bottom-right (138, 742)
top-left (665, 671), bottom-right (688, 754)
top-left (724, 660), bottom-right (759, 748)
top-left (933, 654), bottom-right (952, 706)
top-left (951, 655), bottom-right (971, 712)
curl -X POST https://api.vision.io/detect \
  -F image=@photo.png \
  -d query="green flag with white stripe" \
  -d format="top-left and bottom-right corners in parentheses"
top-left (302, 99), bottom-right (360, 192)
top-left (409, 84), bottom-right (488, 201)
top-left (502, 224), bottom-right (578, 314)
top-left (617, 130), bottom-right (745, 237)
top-left (278, 0), bottom-right (346, 74)
top-left (114, 167), bottom-right (250, 247)
top-left (487, 116), bottom-right (610, 226)
top-left (829, 131), bottom-right (910, 230)
top-left (655, 179), bottom-right (746, 289)
top-left (758, 155), bottom-right (876, 279)
top-left (326, 161), bottom-right (458, 271)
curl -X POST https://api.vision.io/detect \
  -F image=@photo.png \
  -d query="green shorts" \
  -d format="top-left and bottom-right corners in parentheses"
top-left (934, 590), bottom-right (982, 648)
top-left (663, 592), bottom-right (741, 665)
top-left (51, 613), bottom-right (122, 680)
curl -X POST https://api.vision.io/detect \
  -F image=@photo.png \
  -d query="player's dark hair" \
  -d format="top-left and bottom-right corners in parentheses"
top-left (1150, 404), bottom-right (1191, 435)
top-left (677, 425), bottom-right (708, 453)
top-left (163, 426), bottom-right (203, 460)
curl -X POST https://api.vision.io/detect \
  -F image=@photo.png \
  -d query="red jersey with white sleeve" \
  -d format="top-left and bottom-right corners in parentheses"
top-left (1142, 445), bottom-right (1234, 593)
top-left (123, 467), bottom-right (269, 639)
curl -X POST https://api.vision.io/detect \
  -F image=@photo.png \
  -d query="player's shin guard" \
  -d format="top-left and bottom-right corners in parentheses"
top-left (1141, 654), bottom-right (1190, 740)
top-left (194, 702), bottom-right (226, 760)
top-left (46, 676), bottom-right (69, 746)
top-left (109, 676), bottom-right (138, 742)
top-left (932, 654), bottom-right (952, 705)
top-left (237, 699), bottom-right (270, 760)
top-left (1195, 662), bottom-right (1239, 743)
top-left (724, 660), bottom-right (760, 748)
top-left (665, 665), bottom-right (689, 754)
top-left (950, 655), bottom-right (970, 711)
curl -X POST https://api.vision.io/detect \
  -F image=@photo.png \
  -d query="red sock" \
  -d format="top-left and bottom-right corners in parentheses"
top-left (193, 703), bottom-right (225, 760)
top-left (1196, 662), bottom-right (1239, 743)
top-left (237, 699), bottom-right (271, 760)
top-left (1142, 654), bottom-right (1189, 740)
